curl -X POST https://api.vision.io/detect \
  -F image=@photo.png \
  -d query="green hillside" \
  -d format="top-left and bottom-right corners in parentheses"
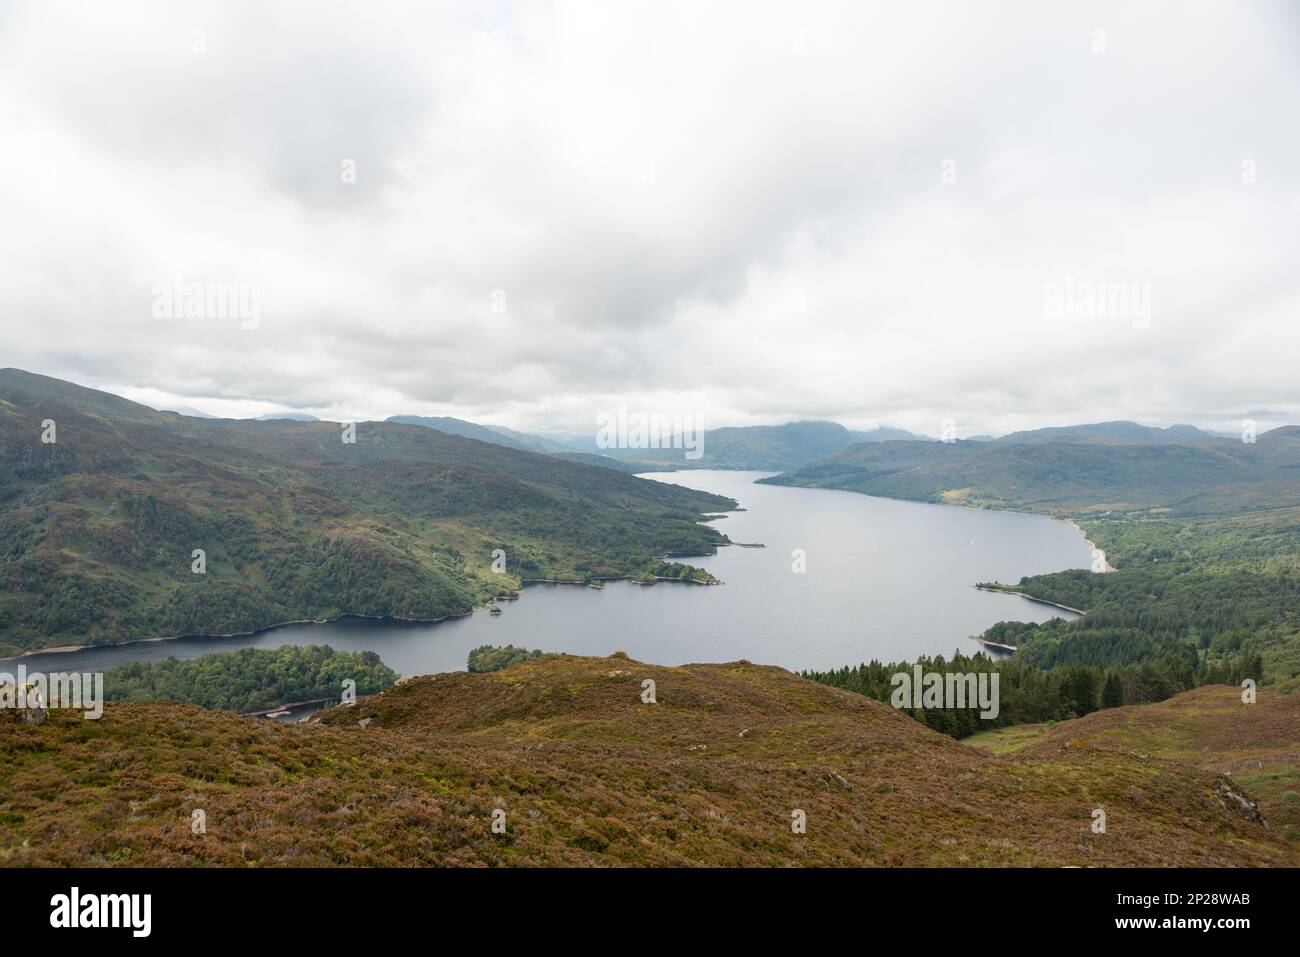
top-left (0, 369), bottom-right (734, 655)
top-left (762, 428), bottom-right (1300, 512)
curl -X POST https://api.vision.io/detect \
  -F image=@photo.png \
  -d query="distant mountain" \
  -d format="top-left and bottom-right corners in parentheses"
top-left (163, 406), bottom-right (320, 423)
top-left (536, 432), bottom-right (607, 454)
top-left (255, 412), bottom-right (319, 422)
top-left (385, 414), bottom-right (572, 455)
top-left (592, 420), bottom-right (926, 471)
top-left (161, 405), bottom-right (219, 419)
top-left (765, 421), bottom-right (1300, 513)
top-left (852, 426), bottom-right (924, 443)
top-left (996, 421), bottom-right (1218, 445)
top-left (389, 417), bottom-right (923, 471)
top-left (696, 421), bottom-right (867, 469)
top-left (0, 369), bottom-right (733, 655)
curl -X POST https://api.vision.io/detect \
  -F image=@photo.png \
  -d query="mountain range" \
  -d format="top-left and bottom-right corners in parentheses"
top-left (176, 404), bottom-right (1250, 479)
top-left (765, 423), bottom-right (1300, 514)
top-left (388, 416), bottom-right (927, 471)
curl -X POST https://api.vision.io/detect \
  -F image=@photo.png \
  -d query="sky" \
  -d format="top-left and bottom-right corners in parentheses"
top-left (1, 0), bottom-right (1298, 440)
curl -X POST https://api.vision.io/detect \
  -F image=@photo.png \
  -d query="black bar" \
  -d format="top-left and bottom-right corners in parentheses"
top-left (1, 867), bottom-right (1287, 943)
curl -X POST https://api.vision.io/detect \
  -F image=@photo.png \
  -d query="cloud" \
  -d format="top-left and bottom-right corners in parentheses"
top-left (1, 0), bottom-right (1297, 437)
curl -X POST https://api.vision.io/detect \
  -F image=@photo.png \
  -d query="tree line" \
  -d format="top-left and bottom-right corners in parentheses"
top-left (802, 648), bottom-right (1261, 739)
top-left (104, 645), bottom-right (398, 713)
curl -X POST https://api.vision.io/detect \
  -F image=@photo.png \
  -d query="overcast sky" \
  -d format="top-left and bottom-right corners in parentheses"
top-left (2, 0), bottom-right (1297, 438)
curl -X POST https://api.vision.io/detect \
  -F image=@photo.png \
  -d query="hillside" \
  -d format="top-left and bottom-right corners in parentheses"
top-left (763, 426), bottom-right (1300, 513)
top-left (0, 654), bottom-right (1292, 866)
top-left (548, 451), bottom-right (645, 473)
top-left (385, 415), bottom-right (572, 455)
top-left (968, 684), bottom-right (1300, 842)
top-left (0, 370), bottom-right (734, 655)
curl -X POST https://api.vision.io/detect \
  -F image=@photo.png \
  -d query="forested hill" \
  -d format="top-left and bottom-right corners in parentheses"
top-left (769, 423), bottom-right (1300, 693)
top-left (0, 369), bottom-right (734, 655)
top-left (762, 424), bottom-right (1300, 513)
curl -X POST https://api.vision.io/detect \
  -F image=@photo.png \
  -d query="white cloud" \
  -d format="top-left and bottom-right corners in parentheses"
top-left (2, 0), bottom-right (1297, 436)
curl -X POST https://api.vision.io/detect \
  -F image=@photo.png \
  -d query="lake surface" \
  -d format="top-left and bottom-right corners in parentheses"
top-left (6, 471), bottom-right (1092, 677)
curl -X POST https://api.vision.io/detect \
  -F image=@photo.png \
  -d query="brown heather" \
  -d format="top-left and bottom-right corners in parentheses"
top-left (1, 655), bottom-right (1295, 867)
top-left (973, 684), bottom-right (1300, 843)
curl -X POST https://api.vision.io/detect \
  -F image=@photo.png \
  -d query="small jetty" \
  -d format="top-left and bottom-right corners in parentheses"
top-left (587, 580), bottom-right (605, 589)
top-left (976, 584), bottom-right (1086, 616)
top-left (969, 635), bottom-right (1017, 653)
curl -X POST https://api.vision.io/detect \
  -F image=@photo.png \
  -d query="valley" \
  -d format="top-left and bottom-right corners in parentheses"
top-left (1, 371), bottom-right (1297, 869)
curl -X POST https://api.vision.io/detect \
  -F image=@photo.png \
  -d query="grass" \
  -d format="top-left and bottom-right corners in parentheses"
top-left (963, 722), bottom-right (1055, 754)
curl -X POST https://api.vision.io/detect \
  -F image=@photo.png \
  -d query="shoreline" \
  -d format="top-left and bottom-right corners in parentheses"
top-left (1, 548), bottom-right (734, 663)
top-left (970, 635), bottom-right (1018, 653)
top-left (2, 477), bottom-right (738, 664)
top-left (969, 581), bottom-right (1091, 653)
top-left (1061, 517), bottom-right (1116, 571)
top-left (0, 609), bottom-right (476, 664)
top-left (974, 584), bottom-right (1088, 617)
